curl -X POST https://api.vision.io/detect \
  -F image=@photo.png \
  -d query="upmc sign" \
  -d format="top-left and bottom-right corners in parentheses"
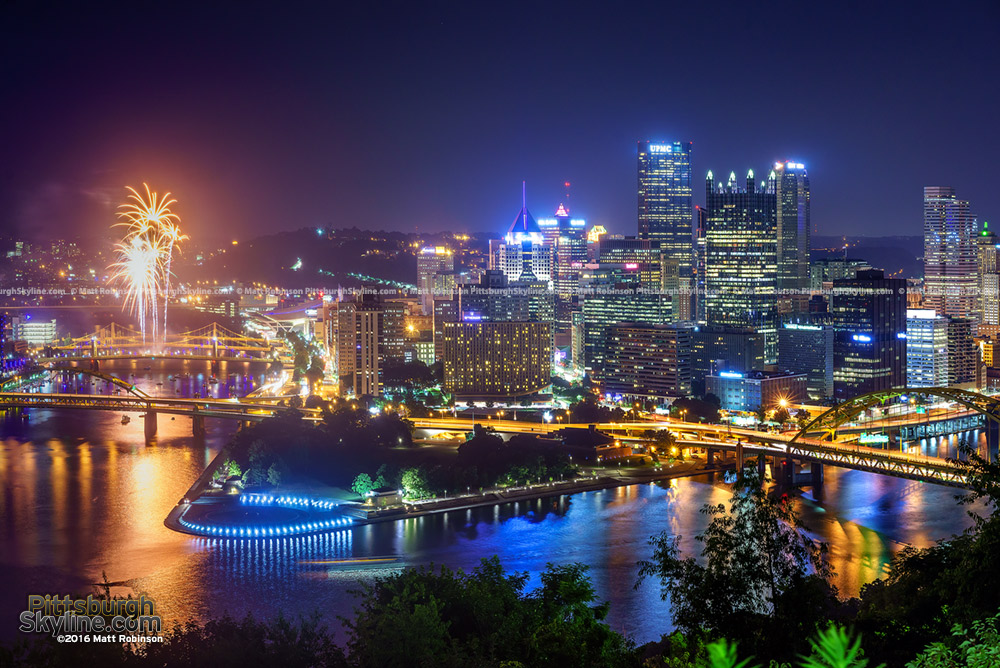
top-left (649, 144), bottom-right (672, 153)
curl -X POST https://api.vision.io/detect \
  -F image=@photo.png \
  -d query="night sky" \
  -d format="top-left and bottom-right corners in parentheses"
top-left (2, 1), bottom-right (998, 243)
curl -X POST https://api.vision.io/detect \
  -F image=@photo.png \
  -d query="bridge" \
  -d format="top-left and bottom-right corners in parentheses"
top-left (39, 322), bottom-right (289, 368)
top-left (0, 368), bottom-right (319, 438)
top-left (411, 387), bottom-right (997, 488)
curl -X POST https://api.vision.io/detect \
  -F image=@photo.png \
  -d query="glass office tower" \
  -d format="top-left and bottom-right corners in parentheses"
top-left (638, 141), bottom-right (693, 283)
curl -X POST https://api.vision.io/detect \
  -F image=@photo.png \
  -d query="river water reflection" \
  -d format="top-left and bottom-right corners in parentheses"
top-left (0, 362), bottom-right (987, 644)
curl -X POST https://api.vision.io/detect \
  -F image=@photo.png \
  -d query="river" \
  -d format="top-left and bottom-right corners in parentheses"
top-left (0, 361), bottom-right (987, 644)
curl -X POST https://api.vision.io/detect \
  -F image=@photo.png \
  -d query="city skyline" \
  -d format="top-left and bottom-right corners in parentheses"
top-left (2, 2), bottom-right (997, 242)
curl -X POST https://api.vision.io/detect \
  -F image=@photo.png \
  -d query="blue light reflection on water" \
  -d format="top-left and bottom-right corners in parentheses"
top-left (0, 362), bottom-right (989, 644)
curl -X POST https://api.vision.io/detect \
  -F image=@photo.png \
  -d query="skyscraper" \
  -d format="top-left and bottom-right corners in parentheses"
top-left (416, 246), bottom-right (454, 315)
top-left (976, 221), bottom-right (999, 325)
top-left (637, 141), bottom-right (693, 279)
top-left (923, 186), bottom-right (977, 318)
top-left (830, 269), bottom-right (907, 399)
top-left (906, 309), bottom-right (949, 387)
top-left (537, 203), bottom-right (587, 334)
top-left (442, 321), bottom-right (551, 399)
top-left (775, 161), bottom-right (811, 315)
top-left (777, 322), bottom-right (834, 400)
top-left (489, 189), bottom-right (553, 284)
top-left (601, 323), bottom-right (693, 403)
top-left (704, 169), bottom-right (778, 362)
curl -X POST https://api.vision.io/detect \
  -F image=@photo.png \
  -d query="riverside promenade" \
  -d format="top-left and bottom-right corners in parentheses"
top-left (165, 457), bottom-right (731, 537)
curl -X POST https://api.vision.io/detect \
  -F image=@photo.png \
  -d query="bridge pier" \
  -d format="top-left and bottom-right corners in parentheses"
top-left (89, 358), bottom-right (100, 372)
top-left (144, 411), bottom-right (157, 439)
top-left (192, 415), bottom-right (205, 438)
top-left (735, 440), bottom-right (745, 473)
top-left (776, 456), bottom-right (794, 486)
top-left (811, 462), bottom-right (824, 493)
top-left (987, 420), bottom-right (999, 457)
top-left (210, 359), bottom-right (220, 376)
top-left (706, 448), bottom-right (715, 466)
top-left (757, 454), bottom-right (767, 480)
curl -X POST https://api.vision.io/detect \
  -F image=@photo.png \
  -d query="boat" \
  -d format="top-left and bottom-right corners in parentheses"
top-left (121, 415), bottom-right (130, 425)
top-left (209, 377), bottom-right (219, 384)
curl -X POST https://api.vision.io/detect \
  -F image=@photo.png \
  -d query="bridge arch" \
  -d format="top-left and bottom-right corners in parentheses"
top-left (790, 387), bottom-right (1000, 445)
top-left (47, 366), bottom-right (151, 399)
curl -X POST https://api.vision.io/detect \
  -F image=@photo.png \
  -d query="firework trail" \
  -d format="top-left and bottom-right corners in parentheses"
top-left (109, 184), bottom-right (186, 344)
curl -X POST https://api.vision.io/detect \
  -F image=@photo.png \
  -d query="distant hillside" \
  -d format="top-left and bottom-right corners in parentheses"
top-left (812, 235), bottom-right (922, 279)
top-left (185, 227), bottom-right (488, 289)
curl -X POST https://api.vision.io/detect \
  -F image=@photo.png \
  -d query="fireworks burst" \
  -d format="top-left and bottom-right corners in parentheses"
top-left (109, 184), bottom-right (187, 344)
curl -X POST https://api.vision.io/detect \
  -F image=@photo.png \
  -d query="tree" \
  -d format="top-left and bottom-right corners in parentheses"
top-left (352, 472), bottom-right (375, 497)
top-left (305, 356), bottom-right (325, 388)
top-left (400, 467), bottom-right (432, 499)
top-left (772, 407), bottom-right (791, 425)
top-left (907, 610), bottom-right (1000, 668)
top-left (224, 458), bottom-right (242, 478)
top-left (343, 557), bottom-right (637, 668)
top-left (754, 405), bottom-right (767, 423)
top-left (266, 460), bottom-right (288, 486)
top-left (636, 467), bottom-right (836, 659)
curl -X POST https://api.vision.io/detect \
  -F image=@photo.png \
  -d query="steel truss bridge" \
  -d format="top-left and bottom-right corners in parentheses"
top-left (1, 368), bottom-right (318, 437)
top-left (413, 387), bottom-right (995, 488)
top-left (39, 322), bottom-right (287, 362)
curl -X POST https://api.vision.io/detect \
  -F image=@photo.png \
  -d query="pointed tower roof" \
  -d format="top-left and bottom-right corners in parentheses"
top-left (507, 181), bottom-right (541, 237)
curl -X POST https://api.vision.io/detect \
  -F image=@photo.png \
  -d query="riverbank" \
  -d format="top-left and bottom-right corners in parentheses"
top-left (164, 458), bottom-right (732, 536)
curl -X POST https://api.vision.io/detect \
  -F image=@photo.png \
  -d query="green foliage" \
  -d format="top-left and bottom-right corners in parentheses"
top-left (400, 467), bottom-right (432, 500)
top-left (223, 458), bottom-right (242, 478)
top-left (352, 472), bottom-right (375, 497)
top-left (772, 407), bottom-right (791, 425)
top-left (671, 396), bottom-right (721, 423)
top-left (855, 447), bottom-right (1000, 664)
top-left (266, 461), bottom-right (287, 486)
top-left (343, 556), bottom-right (637, 668)
top-left (704, 639), bottom-right (757, 668)
top-left (0, 612), bottom-right (347, 667)
top-left (636, 468), bottom-right (837, 660)
top-left (570, 395), bottom-right (626, 423)
top-left (907, 610), bottom-right (1000, 668)
top-left (799, 626), bottom-right (879, 668)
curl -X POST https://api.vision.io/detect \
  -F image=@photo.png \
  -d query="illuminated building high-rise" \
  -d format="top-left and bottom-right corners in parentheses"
top-left (417, 246), bottom-right (454, 315)
top-left (442, 321), bottom-right (551, 399)
top-left (704, 169), bottom-right (778, 362)
top-left (906, 309), bottom-right (949, 387)
top-left (489, 186), bottom-right (553, 284)
top-left (638, 141), bottom-right (693, 288)
top-left (830, 269), bottom-right (907, 400)
top-left (923, 186), bottom-right (977, 318)
top-left (537, 201), bottom-right (586, 333)
top-left (601, 323), bottom-right (693, 403)
top-left (976, 221), bottom-right (1000, 325)
top-left (774, 161), bottom-right (811, 315)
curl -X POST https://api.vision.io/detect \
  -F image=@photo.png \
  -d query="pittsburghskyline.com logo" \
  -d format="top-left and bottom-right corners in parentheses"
top-left (18, 594), bottom-right (163, 643)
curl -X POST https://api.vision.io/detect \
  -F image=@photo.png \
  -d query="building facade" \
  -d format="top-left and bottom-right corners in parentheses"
top-left (442, 321), bottom-right (551, 398)
top-left (905, 309), bottom-right (949, 387)
top-left (637, 141), bottom-right (693, 280)
top-left (417, 246), bottom-right (454, 315)
top-left (706, 370), bottom-right (807, 412)
top-left (923, 186), bottom-right (977, 318)
top-left (777, 322), bottom-right (834, 400)
top-left (830, 269), bottom-right (907, 399)
top-left (704, 169), bottom-right (778, 362)
top-left (775, 161), bottom-right (811, 315)
top-left (600, 323), bottom-right (693, 403)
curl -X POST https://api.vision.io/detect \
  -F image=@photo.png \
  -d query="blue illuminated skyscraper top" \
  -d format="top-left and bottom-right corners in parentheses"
top-left (637, 141), bottom-right (693, 278)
